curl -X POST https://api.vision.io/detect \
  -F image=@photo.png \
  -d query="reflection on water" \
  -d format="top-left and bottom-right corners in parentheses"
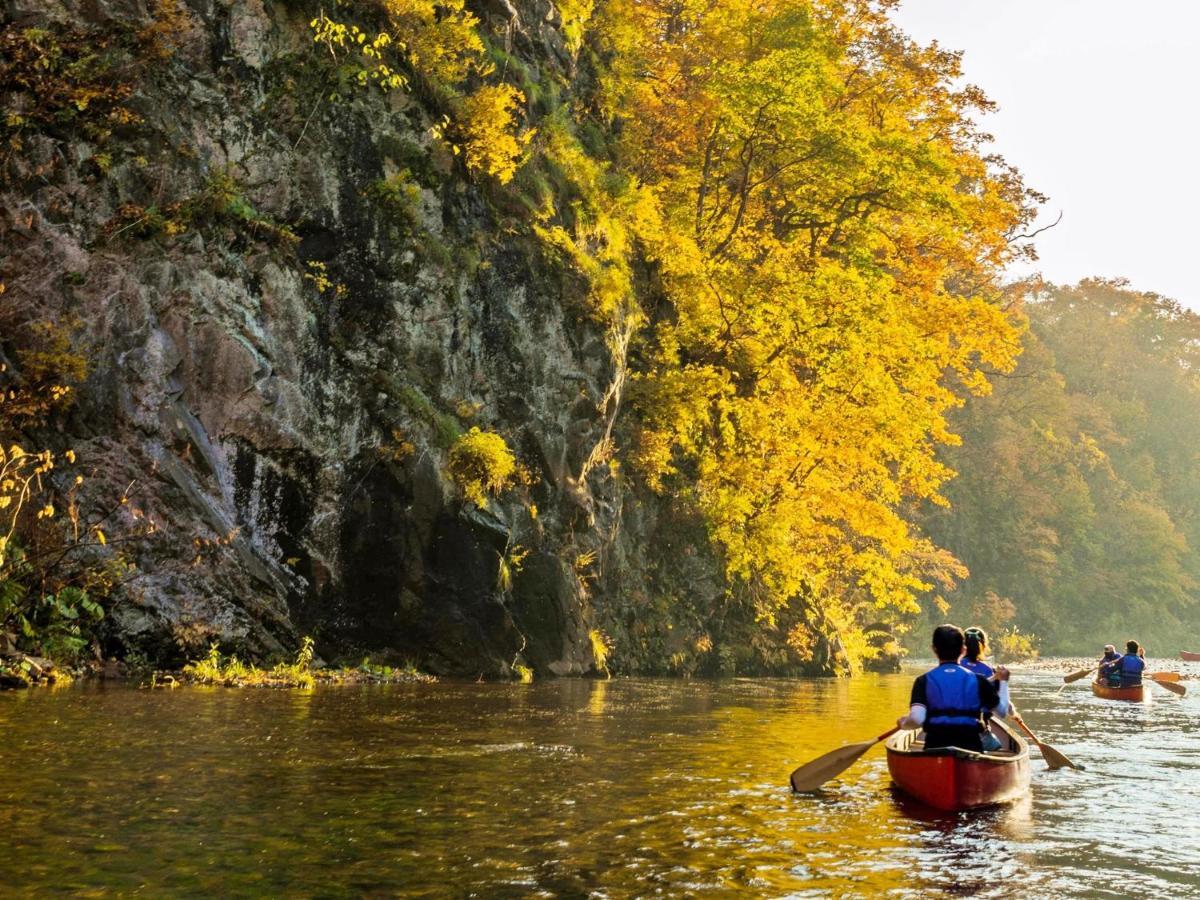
top-left (2, 668), bottom-right (1199, 896)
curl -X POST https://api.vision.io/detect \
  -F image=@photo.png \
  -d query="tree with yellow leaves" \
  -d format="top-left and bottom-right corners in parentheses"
top-left (584, 0), bottom-right (1040, 669)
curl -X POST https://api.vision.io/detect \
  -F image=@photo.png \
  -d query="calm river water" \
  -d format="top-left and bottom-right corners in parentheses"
top-left (3, 667), bottom-right (1200, 897)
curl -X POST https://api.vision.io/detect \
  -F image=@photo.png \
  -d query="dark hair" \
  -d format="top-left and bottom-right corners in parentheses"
top-left (1126, 639), bottom-right (1140, 654)
top-left (965, 627), bottom-right (988, 662)
top-left (932, 624), bottom-right (965, 662)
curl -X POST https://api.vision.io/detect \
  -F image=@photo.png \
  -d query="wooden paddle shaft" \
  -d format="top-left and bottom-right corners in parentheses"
top-left (1013, 716), bottom-right (1080, 770)
top-left (1013, 716), bottom-right (1039, 744)
top-left (1064, 664), bottom-right (1100, 683)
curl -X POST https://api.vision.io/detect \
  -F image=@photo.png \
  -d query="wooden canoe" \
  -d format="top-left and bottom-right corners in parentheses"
top-left (885, 718), bottom-right (1030, 812)
top-left (1181, 650), bottom-right (1200, 662)
top-left (1091, 678), bottom-right (1145, 702)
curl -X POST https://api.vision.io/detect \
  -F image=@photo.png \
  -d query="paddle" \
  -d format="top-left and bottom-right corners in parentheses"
top-left (1063, 664), bottom-right (1099, 684)
top-left (1149, 671), bottom-right (1182, 682)
top-left (790, 726), bottom-right (901, 792)
top-left (1012, 716), bottom-right (1083, 771)
top-left (1150, 676), bottom-right (1187, 697)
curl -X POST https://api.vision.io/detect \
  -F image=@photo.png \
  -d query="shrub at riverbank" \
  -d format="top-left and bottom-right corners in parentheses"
top-left (176, 637), bottom-right (435, 689)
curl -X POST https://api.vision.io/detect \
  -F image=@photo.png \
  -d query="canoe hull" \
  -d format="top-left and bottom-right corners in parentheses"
top-left (1090, 679), bottom-right (1145, 702)
top-left (1181, 650), bottom-right (1200, 662)
top-left (885, 720), bottom-right (1030, 812)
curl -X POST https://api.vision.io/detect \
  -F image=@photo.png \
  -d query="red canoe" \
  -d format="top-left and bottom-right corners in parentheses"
top-left (1091, 679), bottom-right (1146, 701)
top-left (885, 719), bottom-right (1030, 812)
top-left (1181, 651), bottom-right (1200, 662)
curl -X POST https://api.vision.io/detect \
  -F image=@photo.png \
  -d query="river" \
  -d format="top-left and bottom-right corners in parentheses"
top-left (2, 666), bottom-right (1199, 897)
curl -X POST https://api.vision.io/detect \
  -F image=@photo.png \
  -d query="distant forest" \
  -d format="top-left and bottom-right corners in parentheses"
top-left (918, 279), bottom-right (1200, 657)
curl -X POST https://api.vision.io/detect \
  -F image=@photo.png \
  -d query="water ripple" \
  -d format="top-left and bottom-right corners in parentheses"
top-left (2, 670), bottom-right (1199, 896)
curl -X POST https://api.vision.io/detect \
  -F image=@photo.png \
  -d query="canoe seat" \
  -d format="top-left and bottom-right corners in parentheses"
top-left (909, 733), bottom-right (1019, 759)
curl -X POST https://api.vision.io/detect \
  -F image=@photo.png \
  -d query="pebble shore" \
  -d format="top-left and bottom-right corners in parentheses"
top-left (1009, 656), bottom-right (1196, 679)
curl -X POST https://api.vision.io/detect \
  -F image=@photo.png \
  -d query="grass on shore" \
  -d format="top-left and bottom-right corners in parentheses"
top-left (178, 637), bottom-right (435, 689)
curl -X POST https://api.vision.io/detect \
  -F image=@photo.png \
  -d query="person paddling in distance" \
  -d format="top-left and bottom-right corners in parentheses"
top-left (897, 624), bottom-right (1012, 753)
top-left (1099, 643), bottom-right (1122, 686)
top-left (1113, 640), bottom-right (1146, 687)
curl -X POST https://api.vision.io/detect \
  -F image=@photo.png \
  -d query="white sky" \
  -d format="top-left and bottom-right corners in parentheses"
top-left (892, 1), bottom-right (1200, 306)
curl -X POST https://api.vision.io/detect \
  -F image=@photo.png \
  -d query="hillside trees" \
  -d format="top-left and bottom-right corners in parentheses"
top-left (923, 280), bottom-right (1200, 654)
top-left (579, 0), bottom-right (1038, 669)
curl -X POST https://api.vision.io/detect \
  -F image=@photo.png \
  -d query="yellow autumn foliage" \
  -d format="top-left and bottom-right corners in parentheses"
top-left (381, 0), bottom-right (487, 85)
top-left (447, 428), bottom-right (518, 507)
top-left (306, 1), bottom-right (533, 185)
top-left (571, 0), bottom-right (1039, 665)
top-left (455, 84), bottom-right (532, 184)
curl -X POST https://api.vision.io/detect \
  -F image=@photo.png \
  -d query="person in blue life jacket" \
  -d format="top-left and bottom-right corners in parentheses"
top-left (1114, 640), bottom-right (1146, 687)
top-left (961, 626), bottom-right (1018, 751)
top-left (896, 624), bottom-right (1012, 753)
top-left (1099, 644), bottom-right (1122, 686)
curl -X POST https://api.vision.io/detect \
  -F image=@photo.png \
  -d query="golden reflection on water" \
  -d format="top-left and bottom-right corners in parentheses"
top-left (2, 669), bottom-right (1200, 896)
top-left (587, 677), bottom-right (609, 718)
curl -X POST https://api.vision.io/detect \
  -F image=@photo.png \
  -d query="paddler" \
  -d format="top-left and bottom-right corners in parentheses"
top-left (960, 626), bottom-right (994, 677)
top-left (1113, 640), bottom-right (1146, 687)
top-left (1098, 643), bottom-right (1122, 686)
top-left (897, 624), bottom-right (1012, 752)
top-left (961, 626), bottom-right (1017, 751)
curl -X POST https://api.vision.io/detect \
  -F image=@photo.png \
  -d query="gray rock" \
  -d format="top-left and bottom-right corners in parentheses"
top-left (0, 0), bottom-right (731, 678)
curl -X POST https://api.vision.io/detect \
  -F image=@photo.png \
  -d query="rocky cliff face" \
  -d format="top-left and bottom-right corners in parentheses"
top-left (1, 0), bottom-right (725, 676)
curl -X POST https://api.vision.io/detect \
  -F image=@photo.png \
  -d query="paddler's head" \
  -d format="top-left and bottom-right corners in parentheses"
top-left (932, 624), bottom-right (965, 664)
top-left (1126, 639), bottom-right (1140, 655)
top-left (964, 627), bottom-right (988, 662)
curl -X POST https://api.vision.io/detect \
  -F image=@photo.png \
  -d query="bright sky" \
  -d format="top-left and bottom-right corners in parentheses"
top-left (892, 1), bottom-right (1200, 307)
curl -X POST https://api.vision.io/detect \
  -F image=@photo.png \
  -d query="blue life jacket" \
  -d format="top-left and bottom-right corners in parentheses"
top-left (960, 658), bottom-right (994, 678)
top-left (925, 664), bottom-right (984, 728)
top-left (1118, 653), bottom-right (1144, 686)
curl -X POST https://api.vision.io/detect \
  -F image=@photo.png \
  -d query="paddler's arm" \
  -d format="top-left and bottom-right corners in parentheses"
top-left (994, 681), bottom-right (1014, 718)
top-left (979, 667), bottom-right (1010, 718)
top-left (898, 674), bottom-right (927, 729)
top-left (897, 704), bottom-right (925, 730)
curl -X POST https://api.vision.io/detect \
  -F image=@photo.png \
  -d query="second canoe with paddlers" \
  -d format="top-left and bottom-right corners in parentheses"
top-left (885, 719), bottom-right (1031, 812)
top-left (1181, 650), bottom-right (1200, 662)
top-left (1091, 679), bottom-right (1146, 702)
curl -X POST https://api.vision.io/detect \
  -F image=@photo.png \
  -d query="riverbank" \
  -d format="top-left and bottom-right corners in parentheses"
top-left (1011, 656), bottom-right (1195, 678)
top-left (0, 638), bottom-right (435, 691)
top-left (6, 650), bottom-right (1191, 691)
top-left (0, 651), bottom-right (70, 689)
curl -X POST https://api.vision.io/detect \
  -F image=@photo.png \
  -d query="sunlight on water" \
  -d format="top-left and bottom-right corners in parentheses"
top-left (2, 668), bottom-right (1199, 896)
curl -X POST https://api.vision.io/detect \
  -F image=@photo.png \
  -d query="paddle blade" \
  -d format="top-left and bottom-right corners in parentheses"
top-left (789, 728), bottom-right (899, 792)
top-left (1149, 671), bottom-right (1182, 682)
top-left (1151, 677), bottom-right (1187, 697)
top-left (1037, 741), bottom-right (1084, 771)
top-left (1013, 716), bottom-right (1086, 771)
top-left (1063, 666), bottom-right (1097, 683)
